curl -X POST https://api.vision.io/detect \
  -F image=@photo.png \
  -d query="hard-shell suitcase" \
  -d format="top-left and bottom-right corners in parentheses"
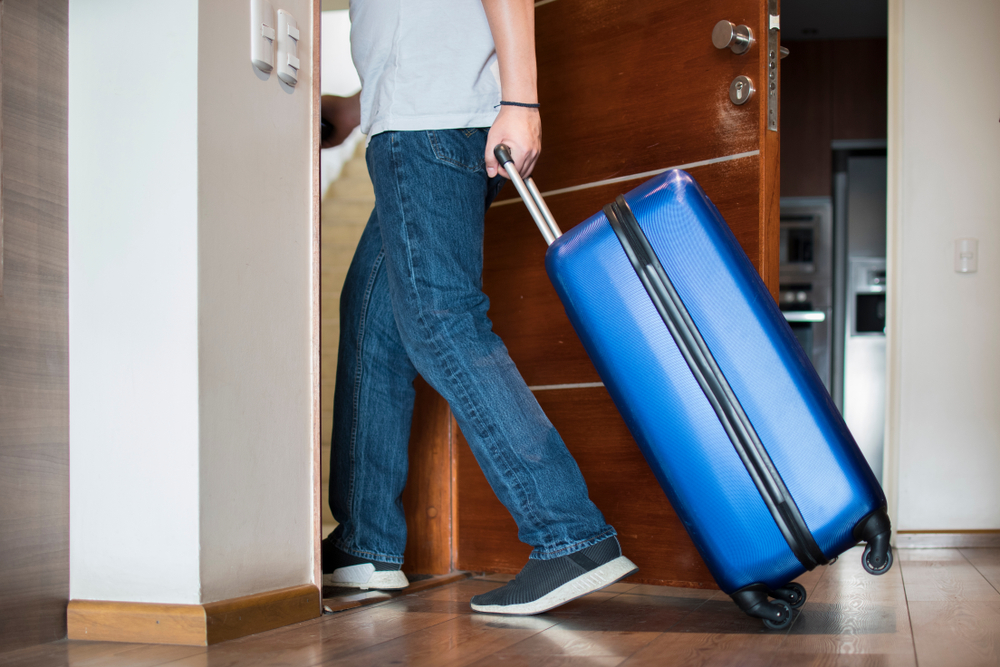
top-left (494, 146), bottom-right (893, 628)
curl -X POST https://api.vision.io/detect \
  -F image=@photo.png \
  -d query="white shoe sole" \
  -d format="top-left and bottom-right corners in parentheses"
top-left (323, 563), bottom-right (409, 590)
top-left (470, 555), bottom-right (638, 615)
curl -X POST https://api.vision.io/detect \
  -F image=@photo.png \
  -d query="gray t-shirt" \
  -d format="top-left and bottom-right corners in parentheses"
top-left (350, 0), bottom-right (502, 136)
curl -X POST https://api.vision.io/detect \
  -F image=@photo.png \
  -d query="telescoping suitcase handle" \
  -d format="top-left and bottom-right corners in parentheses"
top-left (494, 144), bottom-right (562, 246)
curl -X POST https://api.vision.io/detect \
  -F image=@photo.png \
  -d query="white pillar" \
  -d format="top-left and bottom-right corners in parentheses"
top-left (69, 0), bottom-right (316, 605)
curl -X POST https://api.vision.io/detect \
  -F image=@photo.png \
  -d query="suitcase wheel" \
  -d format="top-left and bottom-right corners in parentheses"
top-left (854, 507), bottom-right (894, 575)
top-left (761, 600), bottom-right (793, 630)
top-left (770, 582), bottom-right (807, 609)
top-left (731, 586), bottom-right (795, 630)
top-left (862, 542), bottom-right (894, 575)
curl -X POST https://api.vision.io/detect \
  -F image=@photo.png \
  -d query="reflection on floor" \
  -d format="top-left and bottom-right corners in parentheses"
top-left (322, 572), bottom-right (468, 614)
top-left (4, 546), bottom-right (1000, 666)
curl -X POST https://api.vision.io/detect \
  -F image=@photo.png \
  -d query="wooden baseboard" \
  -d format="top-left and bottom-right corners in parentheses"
top-left (67, 584), bottom-right (320, 646)
top-left (896, 530), bottom-right (1000, 549)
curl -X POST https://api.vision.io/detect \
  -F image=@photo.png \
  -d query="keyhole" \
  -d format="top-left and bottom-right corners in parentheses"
top-left (736, 82), bottom-right (744, 100)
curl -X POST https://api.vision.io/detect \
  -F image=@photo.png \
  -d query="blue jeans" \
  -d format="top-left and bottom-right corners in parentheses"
top-left (328, 129), bottom-right (614, 565)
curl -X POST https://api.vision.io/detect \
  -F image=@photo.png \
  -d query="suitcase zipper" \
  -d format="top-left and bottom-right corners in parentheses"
top-left (604, 196), bottom-right (828, 571)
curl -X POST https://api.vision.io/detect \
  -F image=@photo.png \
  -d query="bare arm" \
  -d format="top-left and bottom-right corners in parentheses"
top-left (320, 92), bottom-right (362, 150)
top-left (481, 0), bottom-right (541, 179)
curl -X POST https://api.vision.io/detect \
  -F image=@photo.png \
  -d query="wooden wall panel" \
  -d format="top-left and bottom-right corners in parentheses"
top-left (0, 0), bottom-right (70, 655)
top-left (456, 387), bottom-right (716, 588)
top-left (483, 158), bottom-right (759, 389)
top-left (401, 379), bottom-right (453, 575)
top-left (831, 39), bottom-right (888, 141)
top-left (780, 39), bottom-right (887, 198)
top-left (504, 0), bottom-right (762, 199)
top-left (779, 41), bottom-right (833, 197)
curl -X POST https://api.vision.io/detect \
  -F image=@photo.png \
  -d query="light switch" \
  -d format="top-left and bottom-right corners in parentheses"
top-left (955, 238), bottom-right (979, 273)
top-left (250, 0), bottom-right (276, 73)
top-left (276, 10), bottom-right (300, 87)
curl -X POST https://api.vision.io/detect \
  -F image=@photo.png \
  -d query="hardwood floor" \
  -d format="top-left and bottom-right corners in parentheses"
top-left (3, 547), bottom-right (999, 666)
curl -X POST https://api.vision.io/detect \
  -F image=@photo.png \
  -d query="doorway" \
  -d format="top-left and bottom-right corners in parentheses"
top-left (779, 0), bottom-right (889, 482)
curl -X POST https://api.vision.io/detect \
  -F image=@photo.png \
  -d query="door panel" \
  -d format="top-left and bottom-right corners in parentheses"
top-left (516, 0), bottom-right (762, 197)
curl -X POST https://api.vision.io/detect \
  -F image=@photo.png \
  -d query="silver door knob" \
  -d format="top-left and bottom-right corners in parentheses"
top-left (713, 20), bottom-right (754, 54)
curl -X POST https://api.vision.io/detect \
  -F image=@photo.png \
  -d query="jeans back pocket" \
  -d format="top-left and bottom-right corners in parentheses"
top-left (427, 129), bottom-right (487, 173)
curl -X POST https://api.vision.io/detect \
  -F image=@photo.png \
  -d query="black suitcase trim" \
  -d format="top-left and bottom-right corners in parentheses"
top-left (604, 195), bottom-right (828, 571)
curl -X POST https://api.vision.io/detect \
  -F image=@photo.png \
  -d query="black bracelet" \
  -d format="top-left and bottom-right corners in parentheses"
top-left (495, 100), bottom-right (541, 109)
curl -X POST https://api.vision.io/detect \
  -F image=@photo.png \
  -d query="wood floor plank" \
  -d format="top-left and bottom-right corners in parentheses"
top-left (960, 548), bottom-right (1000, 595)
top-left (157, 607), bottom-right (456, 667)
top-left (619, 565), bottom-right (826, 666)
top-left (65, 642), bottom-right (207, 667)
top-left (495, 625), bottom-right (658, 659)
top-left (900, 553), bottom-right (1000, 602)
top-left (317, 613), bottom-right (556, 667)
top-left (412, 579), bottom-right (505, 602)
top-left (622, 584), bottom-right (718, 600)
top-left (777, 547), bottom-right (916, 661)
top-left (768, 654), bottom-right (918, 666)
top-left (620, 628), bottom-right (780, 667)
top-left (322, 572), bottom-right (470, 612)
top-left (471, 657), bottom-right (625, 667)
top-left (484, 591), bottom-right (669, 660)
top-left (908, 601), bottom-right (1000, 667)
top-left (0, 640), bottom-right (205, 667)
top-left (546, 590), bottom-right (713, 635)
top-left (895, 548), bottom-right (966, 562)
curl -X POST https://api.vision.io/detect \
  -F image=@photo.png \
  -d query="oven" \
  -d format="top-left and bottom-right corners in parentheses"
top-left (778, 198), bottom-right (833, 390)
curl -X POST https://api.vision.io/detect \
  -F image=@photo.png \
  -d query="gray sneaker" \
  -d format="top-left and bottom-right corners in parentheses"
top-left (470, 536), bottom-right (637, 615)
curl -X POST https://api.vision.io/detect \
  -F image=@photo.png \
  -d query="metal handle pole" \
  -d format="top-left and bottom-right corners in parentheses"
top-left (494, 144), bottom-right (562, 246)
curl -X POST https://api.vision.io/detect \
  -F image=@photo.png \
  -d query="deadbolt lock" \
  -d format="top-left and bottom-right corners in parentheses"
top-left (713, 20), bottom-right (754, 55)
top-left (729, 75), bottom-right (755, 105)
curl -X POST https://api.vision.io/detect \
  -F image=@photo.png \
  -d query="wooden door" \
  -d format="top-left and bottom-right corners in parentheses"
top-left (0, 0), bottom-right (70, 653)
top-left (404, 0), bottom-right (781, 587)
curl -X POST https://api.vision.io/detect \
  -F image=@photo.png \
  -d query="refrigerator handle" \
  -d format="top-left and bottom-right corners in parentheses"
top-left (494, 144), bottom-right (562, 246)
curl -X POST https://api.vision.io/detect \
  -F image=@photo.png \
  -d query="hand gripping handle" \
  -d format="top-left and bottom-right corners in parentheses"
top-left (494, 144), bottom-right (562, 246)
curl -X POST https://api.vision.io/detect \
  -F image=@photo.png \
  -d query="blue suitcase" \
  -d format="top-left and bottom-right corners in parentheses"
top-left (495, 146), bottom-right (893, 628)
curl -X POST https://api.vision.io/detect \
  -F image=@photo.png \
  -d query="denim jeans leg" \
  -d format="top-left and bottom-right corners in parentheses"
top-left (328, 209), bottom-right (417, 564)
top-left (366, 129), bottom-right (615, 560)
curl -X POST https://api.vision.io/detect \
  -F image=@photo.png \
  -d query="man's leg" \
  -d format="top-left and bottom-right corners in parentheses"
top-left (325, 209), bottom-right (415, 589)
top-left (366, 129), bottom-right (636, 612)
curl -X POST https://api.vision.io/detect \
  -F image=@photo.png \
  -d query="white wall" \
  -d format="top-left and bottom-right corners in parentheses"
top-left (70, 0), bottom-right (316, 604)
top-left (197, 0), bottom-right (315, 603)
top-left (69, 0), bottom-right (203, 604)
top-left (888, 0), bottom-right (1000, 531)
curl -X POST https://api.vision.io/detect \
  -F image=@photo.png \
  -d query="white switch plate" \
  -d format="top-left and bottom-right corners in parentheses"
top-left (250, 0), bottom-right (276, 73)
top-left (276, 10), bottom-right (300, 87)
top-left (955, 238), bottom-right (979, 273)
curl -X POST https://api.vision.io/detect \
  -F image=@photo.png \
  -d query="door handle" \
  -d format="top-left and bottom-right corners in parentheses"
top-left (782, 311), bottom-right (827, 323)
top-left (713, 20), bottom-right (754, 55)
